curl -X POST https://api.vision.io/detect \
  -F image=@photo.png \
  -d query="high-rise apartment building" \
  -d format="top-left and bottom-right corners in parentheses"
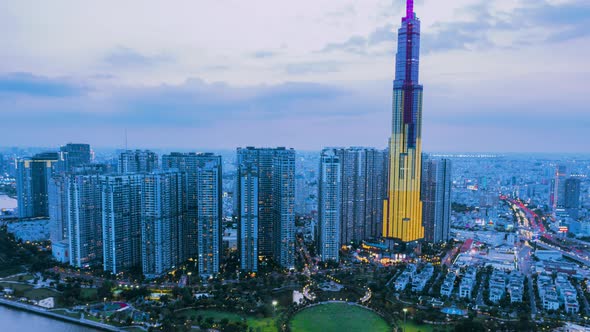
top-left (421, 157), bottom-right (452, 244)
top-left (237, 161), bottom-right (259, 272)
top-left (196, 157), bottom-right (222, 276)
top-left (141, 171), bottom-right (186, 278)
top-left (327, 148), bottom-right (387, 245)
top-left (550, 165), bottom-right (567, 211)
top-left (118, 150), bottom-right (158, 174)
top-left (564, 178), bottom-right (581, 219)
top-left (162, 152), bottom-right (223, 275)
top-left (59, 143), bottom-right (91, 173)
top-left (16, 152), bottom-right (59, 218)
top-left (318, 150), bottom-right (341, 262)
top-left (272, 149), bottom-right (296, 269)
top-left (102, 174), bottom-right (143, 274)
top-left (236, 147), bottom-right (296, 270)
top-left (66, 174), bottom-right (103, 267)
top-left (383, 0), bottom-right (425, 243)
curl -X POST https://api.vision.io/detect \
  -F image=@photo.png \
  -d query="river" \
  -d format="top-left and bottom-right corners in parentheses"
top-left (0, 305), bottom-right (101, 332)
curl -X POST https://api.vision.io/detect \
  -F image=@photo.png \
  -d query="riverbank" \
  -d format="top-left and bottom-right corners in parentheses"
top-left (0, 297), bottom-right (121, 331)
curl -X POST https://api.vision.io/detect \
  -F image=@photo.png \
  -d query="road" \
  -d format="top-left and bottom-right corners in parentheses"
top-left (527, 275), bottom-right (537, 318)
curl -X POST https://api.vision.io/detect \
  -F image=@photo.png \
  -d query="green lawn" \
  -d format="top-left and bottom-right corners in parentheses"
top-left (2, 274), bottom-right (33, 282)
top-left (0, 282), bottom-right (33, 292)
top-left (177, 308), bottom-right (243, 322)
top-left (290, 303), bottom-right (390, 332)
top-left (24, 287), bottom-right (60, 300)
top-left (247, 317), bottom-right (278, 332)
top-left (177, 308), bottom-right (278, 331)
top-left (52, 309), bottom-right (82, 319)
top-left (80, 288), bottom-right (97, 300)
top-left (397, 321), bottom-right (453, 332)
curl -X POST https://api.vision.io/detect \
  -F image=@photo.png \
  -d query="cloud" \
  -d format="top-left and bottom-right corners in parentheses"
top-left (284, 62), bottom-right (341, 75)
top-left (319, 36), bottom-right (367, 54)
top-left (103, 47), bottom-right (173, 67)
top-left (253, 51), bottom-right (276, 58)
top-left (0, 72), bottom-right (87, 97)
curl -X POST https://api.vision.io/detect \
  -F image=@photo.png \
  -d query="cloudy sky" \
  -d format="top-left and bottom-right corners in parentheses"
top-left (1, 0), bottom-right (589, 152)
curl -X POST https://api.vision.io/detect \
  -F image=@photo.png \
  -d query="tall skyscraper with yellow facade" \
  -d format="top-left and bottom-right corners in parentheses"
top-left (383, 0), bottom-right (424, 242)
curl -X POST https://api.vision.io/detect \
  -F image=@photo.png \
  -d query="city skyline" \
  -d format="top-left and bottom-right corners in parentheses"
top-left (1, 0), bottom-right (589, 152)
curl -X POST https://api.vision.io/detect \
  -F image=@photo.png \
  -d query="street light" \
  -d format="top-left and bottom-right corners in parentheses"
top-left (403, 308), bottom-right (408, 324)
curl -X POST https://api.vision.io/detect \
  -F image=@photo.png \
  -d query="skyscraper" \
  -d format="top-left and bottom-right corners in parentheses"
top-left (421, 157), bottom-right (452, 244)
top-left (102, 174), bottom-right (143, 274)
top-left (162, 152), bottom-right (223, 273)
top-left (329, 147), bottom-right (388, 245)
top-left (564, 177), bottom-right (581, 219)
top-left (196, 157), bottom-right (222, 276)
top-left (118, 150), bottom-right (159, 174)
top-left (383, 0), bottom-right (425, 243)
top-left (141, 171), bottom-right (186, 278)
top-left (59, 143), bottom-right (92, 173)
top-left (272, 149), bottom-right (296, 269)
top-left (237, 161), bottom-right (259, 272)
top-left (67, 174), bottom-right (103, 267)
top-left (16, 152), bottom-right (59, 218)
top-left (550, 165), bottom-right (567, 211)
top-left (236, 147), bottom-right (296, 270)
top-left (318, 150), bottom-right (341, 262)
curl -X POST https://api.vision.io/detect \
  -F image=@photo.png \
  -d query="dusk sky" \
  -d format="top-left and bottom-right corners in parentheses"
top-left (1, 0), bottom-right (589, 152)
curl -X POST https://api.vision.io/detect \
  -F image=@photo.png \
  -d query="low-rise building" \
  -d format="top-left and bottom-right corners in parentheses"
top-left (441, 272), bottom-right (457, 297)
top-left (459, 266), bottom-right (477, 299)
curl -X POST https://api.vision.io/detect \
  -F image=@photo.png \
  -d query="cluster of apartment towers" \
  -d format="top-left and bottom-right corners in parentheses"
top-left (16, 143), bottom-right (452, 279)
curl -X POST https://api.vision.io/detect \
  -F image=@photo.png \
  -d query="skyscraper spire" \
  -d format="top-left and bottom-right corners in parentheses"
top-left (406, 0), bottom-right (414, 19)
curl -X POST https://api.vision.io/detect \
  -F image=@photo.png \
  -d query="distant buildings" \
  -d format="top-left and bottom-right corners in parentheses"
top-left (318, 150), bottom-right (341, 262)
top-left (550, 165), bottom-right (567, 211)
top-left (16, 152), bottom-right (59, 218)
top-left (564, 178), bottom-right (581, 219)
top-left (118, 150), bottom-right (158, 174)
top-left (59, 143), bottom-right (91, 172)
top-left (422, 157), bottom-right (452, 244)
top-left (236, 147), bottom-right (296, 271)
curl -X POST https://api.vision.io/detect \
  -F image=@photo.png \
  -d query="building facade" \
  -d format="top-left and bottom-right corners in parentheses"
top-left (383, 0), bottom-right (425, 243)
top-left (318, 150), bottom-right (341, 262)
top-left (550, 165), bottom-right (567, 211)
top-left (101, 174), bottom-right (143, 274)
top-left (66, 174), bottom-right (103, 267)
top-left (421, 157), bottom-right (452, 243)
top-left (196, 157), bottom-right (223, 276)
top-left (59, 143), bottom-right (91, 172)
top-left (564, 178), bottom-right (581, 219)
top-left (162, 152), bottom-right (223, 275)
top-left (16, 152), bottom-right (59, 218)
top-left (236, 147), bottom-right (296, 270)
top-left (118, 150), bottom-right (159, 174)
top-left (141, 171), bottom-right (186, 278)
top-left (328, 147), bottom-right (387, 245)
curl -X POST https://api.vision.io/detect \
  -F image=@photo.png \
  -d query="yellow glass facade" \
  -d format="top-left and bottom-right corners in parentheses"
top-left (383, 93), bottom-right (424, 242)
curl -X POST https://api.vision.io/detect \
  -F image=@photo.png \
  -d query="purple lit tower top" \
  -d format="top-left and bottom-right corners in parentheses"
top-left (393, 0), bottom-right (422, 146)
top-left (406, 0), bottom-right (414, 19)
